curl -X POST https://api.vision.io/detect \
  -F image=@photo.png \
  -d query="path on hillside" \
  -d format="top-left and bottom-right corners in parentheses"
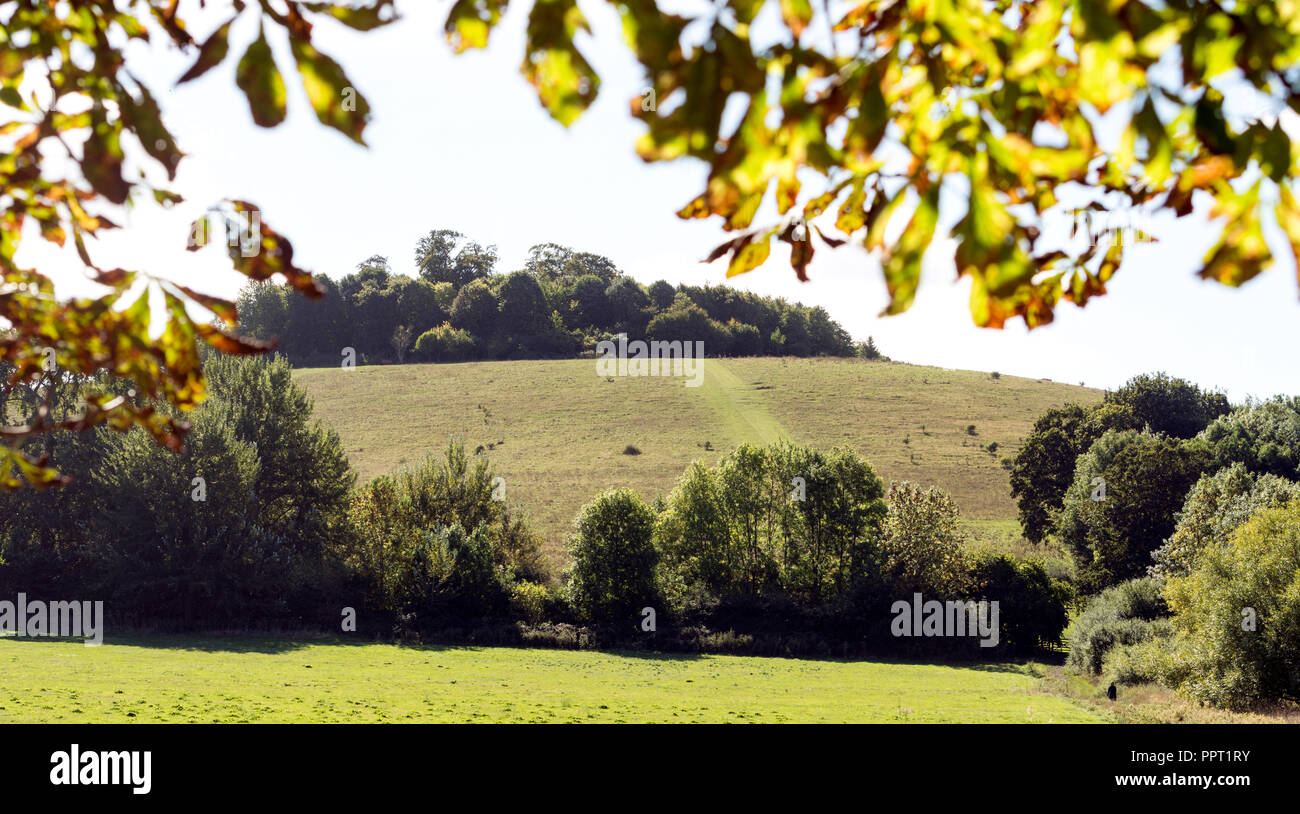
top-left (700, 360), bottom-right (791, 446)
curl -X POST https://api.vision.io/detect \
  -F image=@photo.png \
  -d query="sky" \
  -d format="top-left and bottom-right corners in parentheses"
top-left (14, 0), bottom-right (1300, 402)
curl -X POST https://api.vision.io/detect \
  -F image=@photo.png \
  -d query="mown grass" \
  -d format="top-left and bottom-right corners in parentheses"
top-left (0, 636), bottom-right (1103, 723)
top-left (296, 357), bottom-right (1099, 564)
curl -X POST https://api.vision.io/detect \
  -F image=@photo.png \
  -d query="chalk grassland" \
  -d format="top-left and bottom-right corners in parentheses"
top-left (295, 357), bottom-right (1101, 563)
top-left (0, 637), bottom-right (1103, 723)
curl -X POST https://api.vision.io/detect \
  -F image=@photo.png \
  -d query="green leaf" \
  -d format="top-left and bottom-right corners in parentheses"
top-left (236, 26), bottom-right (287, 128)
top-left (290, 39), bottom-right (371, 144)
top-left (521, 0), bottom-right (599, 127)
top-left (445, 0), bottom-right (509, 52)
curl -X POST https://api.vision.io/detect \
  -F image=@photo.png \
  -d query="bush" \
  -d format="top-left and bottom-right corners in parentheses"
top-left (1164, 500), bottom-right (1300, 709)
top-left (1067, 577), bottom-right (1169, 674)
top-left (509, 581), bottom-right (551, 624)
top-left (567, 488), bottom-right (660, 624)
top-left (414, 322), bottom-right (475, 362)
top-left (972, 554), bottom-right (1074, 654)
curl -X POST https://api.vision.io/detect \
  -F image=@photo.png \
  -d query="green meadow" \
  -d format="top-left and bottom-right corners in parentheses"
top-left (0, 637), bottom-right (1104, 723)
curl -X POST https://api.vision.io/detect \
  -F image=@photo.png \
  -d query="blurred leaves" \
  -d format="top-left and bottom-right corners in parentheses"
top-left (431, 0), bottom-right (1300, 327)
top-left (1, 0), bottom-right (393, 487)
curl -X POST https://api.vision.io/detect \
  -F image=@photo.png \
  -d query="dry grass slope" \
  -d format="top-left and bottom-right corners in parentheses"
top-left (295, 357), bottom-right (1101, 564)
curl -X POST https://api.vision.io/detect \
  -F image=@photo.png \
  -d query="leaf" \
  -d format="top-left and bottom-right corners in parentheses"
top-left (172, 284), bottom-right (239, 324)
top-left (120, 80), bottom-right (183, 179)
top-left (81, 103), bottom-right (130, 204)
top-left (177, 18), bottom-right (234, 84)
top-left (236, 26), bottom-right (288, 128)
top-left (445, 0), bottom-right (509, 52)
top-left (880, 187), bottom-right (939, 315)
top-left (290, 39), bottom-right (371, 144)
top-left (521, 0), bottom-right (599, 127)
top-left (702, 228), bottom-right (775, 277)
top-left (303, 1), bottom-right (399, 31)
top-left (1199, 181), bottom-right (1268, 287)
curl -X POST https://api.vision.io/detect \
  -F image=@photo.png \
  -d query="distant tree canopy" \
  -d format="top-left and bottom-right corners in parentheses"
top-left (236, 231), bottom-right (861, 365)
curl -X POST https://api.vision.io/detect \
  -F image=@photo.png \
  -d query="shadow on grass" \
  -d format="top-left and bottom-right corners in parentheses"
top-left (3, 633), bottom-right (1063, 674)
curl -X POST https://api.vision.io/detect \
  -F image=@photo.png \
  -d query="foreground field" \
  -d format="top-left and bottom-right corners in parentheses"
top-left (0, 637), bottom-right (1103, 723)
top-left (296, 357), bottom-right (1099, 562)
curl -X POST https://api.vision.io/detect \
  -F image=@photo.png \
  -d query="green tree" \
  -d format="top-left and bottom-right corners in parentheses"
top-left (449, 279), bottom-right (501, 341)
top-left (497, 271), bottom-right (551, 347)
top-left (1009, 403), bottom-right (1138, 543)
top-left (1058, 430), bottom-right (1211, 592)
top-left (1105, 372), bottom-right (1230, 439)
top-left (567, 488), bottom-right (660, 623)
top-left (879, 482), bottom-right (971, 597)
top-left (1152, 463), bottom-right (1300, 578)
top-left (414, 230), bottom-right (499, 288)
top-left (1199, 397), bottom-right (1300, 480)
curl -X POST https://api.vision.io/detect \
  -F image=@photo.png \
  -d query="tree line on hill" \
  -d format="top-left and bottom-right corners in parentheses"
top-left (235, 230), bottom-right (880, 366)
top-left (1008, 373), bottom-right (1300, 709)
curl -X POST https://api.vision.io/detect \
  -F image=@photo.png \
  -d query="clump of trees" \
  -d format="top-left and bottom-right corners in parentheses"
top-left (1011, 373), bottom-right (1300, 710)
top-left (236, 231), bottom-right (859, 366)
top-left (571, 443), bottom-right (1072, 656)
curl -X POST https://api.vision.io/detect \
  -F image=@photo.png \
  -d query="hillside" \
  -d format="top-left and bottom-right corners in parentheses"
top-left (295, 357), bottom-right (1102, 562)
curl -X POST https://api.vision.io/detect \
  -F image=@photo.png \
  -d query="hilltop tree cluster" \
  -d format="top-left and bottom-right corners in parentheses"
top-left (236, 231), bottom-right (858, 366)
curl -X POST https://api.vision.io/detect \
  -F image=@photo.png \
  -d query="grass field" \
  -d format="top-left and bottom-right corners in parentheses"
top-left (0, 637), bottom-right (1104, 723)
top-left (296, 357), bottom-right (1100, 563)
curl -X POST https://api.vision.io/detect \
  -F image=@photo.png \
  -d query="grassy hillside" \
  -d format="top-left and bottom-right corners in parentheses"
top-left (0, 637), bottom-right (1102, 723)
top-left (296, 357), bottom-right (1101, 563)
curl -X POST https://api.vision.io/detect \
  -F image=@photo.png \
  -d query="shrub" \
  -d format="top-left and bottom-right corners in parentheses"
top-left (567, 488), bottom-right (660, 624)
top-left (1164, 500), bottom-right (1300, 709)
top-left (509, 581), bottom-right (551, 624)
top-left (1067, 577), bottom-right (1169, 674)
top-left (414, 322), bottom-right (475, 362)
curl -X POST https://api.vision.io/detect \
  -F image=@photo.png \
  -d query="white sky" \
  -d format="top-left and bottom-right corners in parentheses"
top-left (13, 0), bottom-right (1300, 402)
